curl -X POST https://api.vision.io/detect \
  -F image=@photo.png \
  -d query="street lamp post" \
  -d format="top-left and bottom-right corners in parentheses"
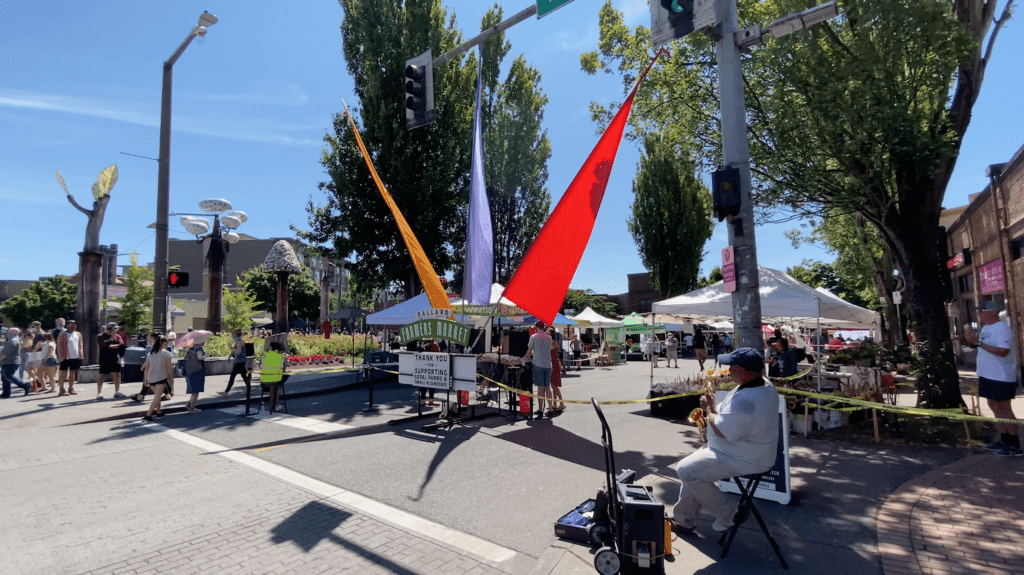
top-left (153, 11), bottom-right (218, 334)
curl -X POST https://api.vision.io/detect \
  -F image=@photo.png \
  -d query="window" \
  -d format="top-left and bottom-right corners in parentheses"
top-left (1012, 237), bottom-right (1024, 261)
top-left (957, 274), bottom-right (973, 294)
top-left (639, 299), bottom-right (652, 313)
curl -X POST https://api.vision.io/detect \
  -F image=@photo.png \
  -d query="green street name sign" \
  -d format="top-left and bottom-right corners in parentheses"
top-left (399, 319), bottom-right (471, 346)
top-left (537, 0), bottom-right (574, 19)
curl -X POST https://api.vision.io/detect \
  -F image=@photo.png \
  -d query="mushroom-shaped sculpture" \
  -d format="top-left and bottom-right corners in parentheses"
top-left (262, 240), bottom-right (302, 336)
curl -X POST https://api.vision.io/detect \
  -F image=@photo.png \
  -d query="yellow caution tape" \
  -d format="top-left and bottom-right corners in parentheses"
top-left (359, 366), bottom-right (1023, 425)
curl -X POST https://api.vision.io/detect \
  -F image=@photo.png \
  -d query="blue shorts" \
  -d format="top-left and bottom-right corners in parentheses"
top-left (533, 365), bottom-right (552, 388)
top-left (979, 376), bottom-right (1017, 401)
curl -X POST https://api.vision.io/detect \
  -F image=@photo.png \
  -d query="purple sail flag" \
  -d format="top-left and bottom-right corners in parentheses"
top-left (465, 47), bottom-right (493, 305)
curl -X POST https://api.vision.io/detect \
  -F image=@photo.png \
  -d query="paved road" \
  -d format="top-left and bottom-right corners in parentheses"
top-left (1, 357), bottom-right (1015, 575)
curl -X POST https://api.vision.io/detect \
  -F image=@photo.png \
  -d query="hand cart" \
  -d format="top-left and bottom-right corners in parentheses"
top-left (553, 399), bottom-right (666, 574)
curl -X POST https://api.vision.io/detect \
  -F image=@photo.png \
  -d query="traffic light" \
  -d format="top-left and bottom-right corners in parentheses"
top-left (167, 271), bottom-right (189, 288)
top-left (712, 166), bottom-right (742, 221)
top-left (405, 49), bottom-right (435, 130)
top-left (651, 0), bottom-right (695, 48)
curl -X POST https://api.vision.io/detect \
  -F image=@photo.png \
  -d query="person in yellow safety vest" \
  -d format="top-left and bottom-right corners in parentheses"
top-left (260, 341), bottom-right (289, 411)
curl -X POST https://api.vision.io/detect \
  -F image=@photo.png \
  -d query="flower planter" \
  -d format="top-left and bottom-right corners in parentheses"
top-left (204, 358), bottom-right (234, 376)
top-left (77, 365), bottom-right (99, 383)
top-left (649, 391), bottom-right (701, 418)
top-left (815, 409), bottom-right (849, 429)
top-left (848, 408), bottom-right (870, 425)
top-left (791, 414), bottom-right (815, 434)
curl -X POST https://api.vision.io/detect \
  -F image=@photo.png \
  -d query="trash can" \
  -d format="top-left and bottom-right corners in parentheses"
top-left (122, 347), bottom-right (147, 383)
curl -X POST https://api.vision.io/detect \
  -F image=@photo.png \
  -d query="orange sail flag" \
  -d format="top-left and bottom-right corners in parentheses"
top-left (342, 101), bottom-right (451, 310)
top-left (503, 50), bottom-right (666, 325)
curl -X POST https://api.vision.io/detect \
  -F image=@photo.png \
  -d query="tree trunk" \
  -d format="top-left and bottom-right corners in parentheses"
top-left (891, 227), bottom-right (962, 409)
top-left (320, 274), bottom-right (330, 322)
top-left (78, 251), bottom-right (104, 365)
top-left (275, 272), bottom-right (290, 336)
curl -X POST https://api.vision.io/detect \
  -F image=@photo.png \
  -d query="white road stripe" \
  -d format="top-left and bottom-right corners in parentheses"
top-left (145, 422), bottom-right (516, 564)
top-left (216, 408), bottom-right (354, 435)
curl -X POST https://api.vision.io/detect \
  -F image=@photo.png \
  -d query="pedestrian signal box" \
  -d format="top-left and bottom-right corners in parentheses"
top-left (168, 271), bottom-right (189, 288)
top-left (712, 166), bottom-right (742, 221)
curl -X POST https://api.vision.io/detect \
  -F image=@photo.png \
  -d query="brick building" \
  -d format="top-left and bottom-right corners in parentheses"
top-left (945, 143), bottom-right (1024, 368)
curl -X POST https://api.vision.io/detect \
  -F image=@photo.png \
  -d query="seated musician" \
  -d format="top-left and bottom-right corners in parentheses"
top-left (670, 348), bottom-right (779, 534)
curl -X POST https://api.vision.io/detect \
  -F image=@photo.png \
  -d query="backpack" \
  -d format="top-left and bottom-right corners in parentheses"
top-left (793, 347), bottom-right (808, 363)
top-left (184, 347), bottom-right (204, 375)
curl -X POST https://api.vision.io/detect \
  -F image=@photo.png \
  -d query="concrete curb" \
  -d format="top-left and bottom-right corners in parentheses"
top-left (66, 372), bottom-right (391, 426)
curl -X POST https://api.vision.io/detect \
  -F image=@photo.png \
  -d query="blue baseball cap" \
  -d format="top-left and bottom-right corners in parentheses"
top-left (717, 347), bottom-right (764, 373)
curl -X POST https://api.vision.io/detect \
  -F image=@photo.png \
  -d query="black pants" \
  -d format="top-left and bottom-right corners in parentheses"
top-left (225, 363), bottom-right (250, 392)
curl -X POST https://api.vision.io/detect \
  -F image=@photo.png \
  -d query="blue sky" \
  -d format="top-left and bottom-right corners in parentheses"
top-left (1, 0), bottom-right (1020, 296)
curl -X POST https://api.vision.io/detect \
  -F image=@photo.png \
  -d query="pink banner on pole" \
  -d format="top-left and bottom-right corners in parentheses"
top-left (722, 246), bottom-right (736, 292)
top-left (979, 259), bottom-right (1005, 294)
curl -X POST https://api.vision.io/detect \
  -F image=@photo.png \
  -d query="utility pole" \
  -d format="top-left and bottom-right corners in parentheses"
top-left (715, 0), bottom-right (763, 351)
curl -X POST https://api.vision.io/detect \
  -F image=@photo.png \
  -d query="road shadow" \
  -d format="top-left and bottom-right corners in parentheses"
top-left (479, 416), bottom-right (681, 481)
top-left (268, 500), bottom-right (421, 575)
top-left (410, 425), bottom-right (480, 501)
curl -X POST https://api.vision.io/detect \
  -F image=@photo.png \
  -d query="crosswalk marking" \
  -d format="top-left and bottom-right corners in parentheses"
top-left (216, 408), bottom-right (354, 434)
top-left (150, 423), bottom-right (516, 564)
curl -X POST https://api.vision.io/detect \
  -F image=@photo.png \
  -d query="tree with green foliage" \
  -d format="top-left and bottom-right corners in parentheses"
top-left (0, 277), bottom-right (77, 329)
top-left (301, 0), bottom-right (476, 300)
top-left (581, 0), bottom-right (1015, 409)
top-left (787, 212), bottom-right (904, 340)
top-left (237, 266), bottom-right (321, 323)
top-left (696, 267), bottom-right (724, 289)
top-left (628, 133), bottom-right (714, 296)
top-left (222, 287), bottom-right (259, 333)
top-left (563, 289), bottom-right (617, 318)
top-left (114, 254), bottom-right (153, 334)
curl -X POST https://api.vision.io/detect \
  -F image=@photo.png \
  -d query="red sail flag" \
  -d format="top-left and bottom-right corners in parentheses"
top-left (504, 51), bottom-right (664, 325)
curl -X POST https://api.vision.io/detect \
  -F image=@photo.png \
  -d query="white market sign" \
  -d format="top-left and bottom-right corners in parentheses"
top-left (398, 352), bottom-right (478, 392)
top-left (404, 352), bottom-right (450, 390)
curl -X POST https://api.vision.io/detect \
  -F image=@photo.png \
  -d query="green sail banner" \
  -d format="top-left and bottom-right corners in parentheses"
top-left (453, 304), bottom-right (529, 317)
top-left (399, 319), bottom-right (471, 346)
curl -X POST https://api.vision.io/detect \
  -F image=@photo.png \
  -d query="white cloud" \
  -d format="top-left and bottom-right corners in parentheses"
top-left (0, 89), bottom-right (320, 146)
top-left (183, 85), bottom-right (310, 106)
top-left (557, 27), bottom-right (598, 50)
top-left (615, 0), bottom-right (649, 26)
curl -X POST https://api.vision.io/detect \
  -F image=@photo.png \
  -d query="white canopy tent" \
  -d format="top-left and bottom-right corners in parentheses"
top-left (570, 307), bottom-right (624, 327)
top-left (365, 293), bottom-right (433, 326)
top-left (448, 283), bottom-right (521, 308)
top-left (651, 266), bottom-right (879, 329)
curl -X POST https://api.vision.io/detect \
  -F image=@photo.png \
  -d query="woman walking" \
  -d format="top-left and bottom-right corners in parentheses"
top-left (141, 333), bottom-right (174, 422)
top-left (39, 333), bottom-right (58, 392)
top-left (183, 343), bottom-right (207, 413)
top-left (220, 328), bottom-right (250, 398)
top-left (547, 328), bottom-right (565, 413)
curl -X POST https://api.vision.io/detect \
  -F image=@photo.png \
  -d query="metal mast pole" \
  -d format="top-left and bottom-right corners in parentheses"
top-left (716, 0), bottom-right (763, 352)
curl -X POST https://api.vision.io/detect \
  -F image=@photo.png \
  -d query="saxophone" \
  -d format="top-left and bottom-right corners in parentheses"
top-left (688, 380), bottom-right (716, 443)
top-left (688, 407), bottom-right (708, 443)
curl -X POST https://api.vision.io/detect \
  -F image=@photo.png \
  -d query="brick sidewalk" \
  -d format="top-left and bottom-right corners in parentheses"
top-left (877, 453), bottom-right (1024, 575)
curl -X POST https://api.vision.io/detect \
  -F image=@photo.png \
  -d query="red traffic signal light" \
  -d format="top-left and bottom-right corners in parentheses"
top-left (167, 271), bottom-right (190, 288)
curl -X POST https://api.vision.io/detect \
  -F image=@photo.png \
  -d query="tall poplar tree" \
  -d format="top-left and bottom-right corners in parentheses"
top-left (476, 6), bottom-right (552, 285)
top-left (628, 134), bottom-right (714, 296)
top-left (302, 0), bottom-right (475, 299)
